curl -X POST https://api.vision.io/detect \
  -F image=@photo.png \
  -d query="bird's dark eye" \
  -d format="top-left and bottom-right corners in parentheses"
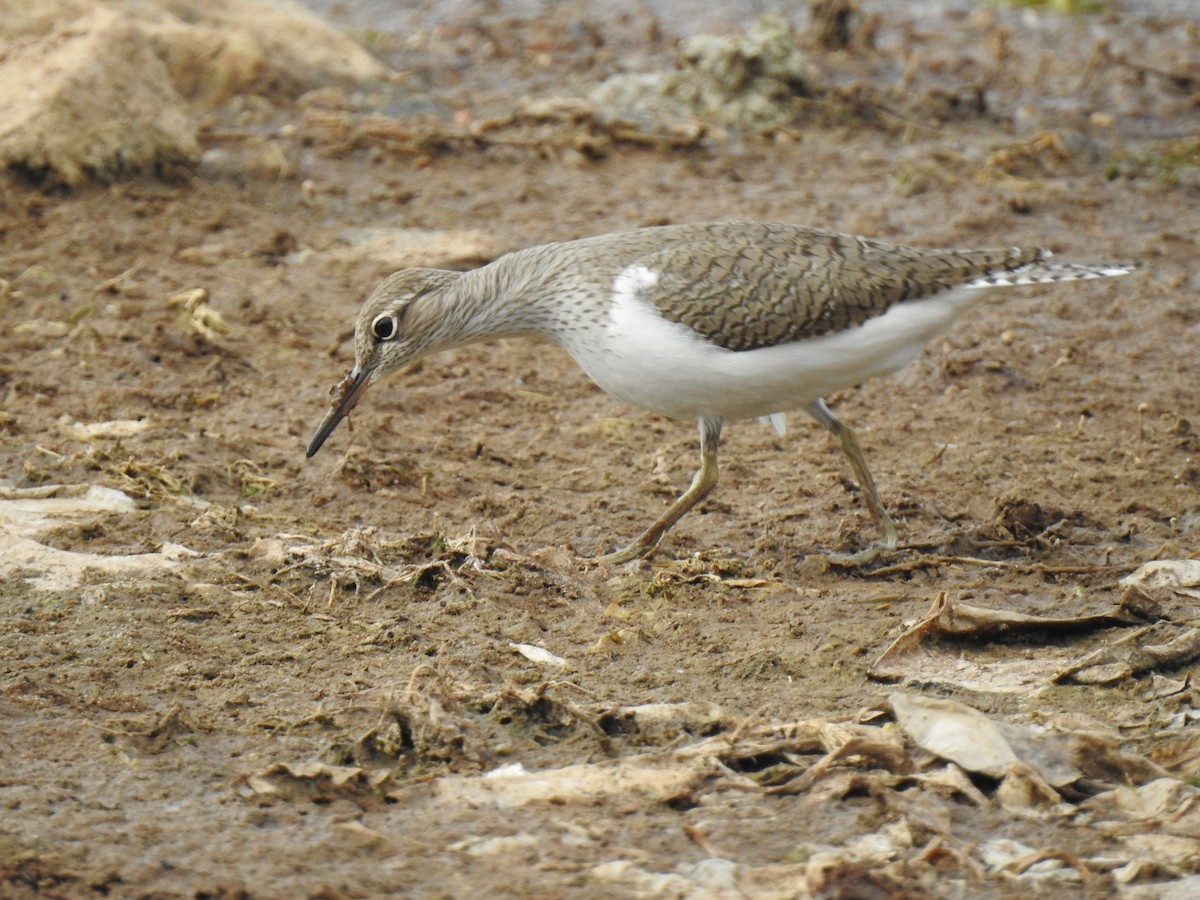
top-left (372, 313), bottom-right (398, 341)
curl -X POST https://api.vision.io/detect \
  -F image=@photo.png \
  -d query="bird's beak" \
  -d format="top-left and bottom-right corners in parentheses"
top-left (306, 364), bottom-right (373, 458)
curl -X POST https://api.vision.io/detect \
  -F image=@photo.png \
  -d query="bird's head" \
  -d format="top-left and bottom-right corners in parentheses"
top-left (306, 268), bottom-right (460, 457)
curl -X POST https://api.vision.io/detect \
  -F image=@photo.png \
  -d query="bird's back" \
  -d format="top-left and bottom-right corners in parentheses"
top-left (548, 222), bottom-right (1048, 352)
top-left (506, 221), bottom-right (1133, 422)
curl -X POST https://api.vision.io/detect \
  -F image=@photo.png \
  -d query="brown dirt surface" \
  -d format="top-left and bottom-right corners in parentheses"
top-left (2, 1), bottom-right (1199, 897)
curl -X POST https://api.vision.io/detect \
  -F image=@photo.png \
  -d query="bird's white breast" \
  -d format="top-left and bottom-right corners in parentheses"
top-left (557, 263), bottom-right (993, 423)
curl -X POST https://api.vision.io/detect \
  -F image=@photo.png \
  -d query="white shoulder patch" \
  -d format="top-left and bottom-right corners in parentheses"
top-left (612, 264), bottom-right (659, 310)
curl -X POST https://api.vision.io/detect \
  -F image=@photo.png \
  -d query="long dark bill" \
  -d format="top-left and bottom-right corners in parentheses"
top-left (306, 365), bottom-right (373, 458)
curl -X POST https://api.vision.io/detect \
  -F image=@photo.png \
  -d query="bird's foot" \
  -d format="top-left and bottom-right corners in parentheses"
top-left (821, 542), bottom-right (890, 568)
top-left (583, 540), bottom-right (658, 566)
top-left (819, 521), bottom-right (899, 568)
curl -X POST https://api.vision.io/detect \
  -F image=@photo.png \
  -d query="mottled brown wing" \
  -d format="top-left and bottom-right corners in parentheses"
top-left (625, 222), bottom-right (1043, 351)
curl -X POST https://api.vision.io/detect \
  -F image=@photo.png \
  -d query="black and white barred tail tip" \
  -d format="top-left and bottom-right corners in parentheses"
top-left (966, 250), bottom-right (1138, 289)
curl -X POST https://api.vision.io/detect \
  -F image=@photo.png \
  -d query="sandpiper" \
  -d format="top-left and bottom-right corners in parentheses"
top-left (307, 221), bottom-right (1134, 563)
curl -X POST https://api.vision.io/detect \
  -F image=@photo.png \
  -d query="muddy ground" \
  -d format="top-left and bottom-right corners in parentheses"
top-left (2, 1), bottom-right (1199, 897)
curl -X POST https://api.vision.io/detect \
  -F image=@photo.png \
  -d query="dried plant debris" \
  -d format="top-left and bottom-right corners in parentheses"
top-left (431, 758), bottom-right (706, 809)
top-left (870, 581), bottom-right (1200, 692)
top-left (598, 701), bottom-right (731, 746)
top-left (237, 761), bottom-right (392, 806)
top-left (238, 680), bottom-right (1200, 893)
top-left (167, 287), bottom-right (230, 344)
top-left (886, 692), bottom-right (1106, 795)
top-left (0, 483), bottom-right (139, 528)
top-left (100, 705), bottom-right (194, 755)
top-left (510, 642), bottom-right (572, 670)
top-left (314, 668), bottom-right (610, 779)
top-left (58, 417), bottom-right (154, 442)
top-left (0, 482), bottom-right (187, 590)
top-left (1055, 624), bottom-right (1200, 686)
top-left (261, 526), bottom-right (493, 602)
top-left (1122, 559), bottom-right (1200, 612)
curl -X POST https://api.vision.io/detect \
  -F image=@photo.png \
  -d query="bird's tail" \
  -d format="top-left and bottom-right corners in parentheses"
top-left (965, 251), bottom-right (1138, 288)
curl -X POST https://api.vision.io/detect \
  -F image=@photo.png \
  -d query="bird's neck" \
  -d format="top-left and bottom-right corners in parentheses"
top-left (444, 244), bottom-right (587, 346)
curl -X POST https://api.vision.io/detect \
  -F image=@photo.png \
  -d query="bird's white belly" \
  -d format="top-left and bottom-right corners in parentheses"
top-left (560, 283), bottom-right (991, 422)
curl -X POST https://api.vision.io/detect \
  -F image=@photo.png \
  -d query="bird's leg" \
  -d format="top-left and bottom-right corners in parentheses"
top-left (592, 417), bottom-right (723, 564)
top-left (804, 398), bottom-right (898, 558)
